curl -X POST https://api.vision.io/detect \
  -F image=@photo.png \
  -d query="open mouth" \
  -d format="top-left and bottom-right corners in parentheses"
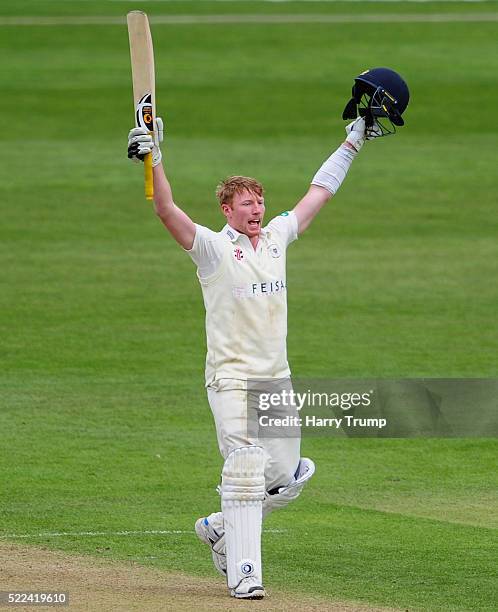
top-left (248, 220), bottom-right (260, 228)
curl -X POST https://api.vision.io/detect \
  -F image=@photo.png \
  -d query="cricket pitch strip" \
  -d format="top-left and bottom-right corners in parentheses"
top-left (0, 543), bottom-right (396, 611)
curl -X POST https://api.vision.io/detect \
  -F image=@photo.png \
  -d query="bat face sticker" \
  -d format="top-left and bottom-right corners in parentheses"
top-left (136, 93), bottom-right (154, 131)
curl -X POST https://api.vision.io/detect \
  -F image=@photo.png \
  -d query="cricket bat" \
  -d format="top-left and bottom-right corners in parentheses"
top-left (127, 10), bottom-right (156, 200)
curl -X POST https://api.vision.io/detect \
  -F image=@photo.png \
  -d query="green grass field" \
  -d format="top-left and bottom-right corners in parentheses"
top-left (1, 1), bottom-right (497, 610)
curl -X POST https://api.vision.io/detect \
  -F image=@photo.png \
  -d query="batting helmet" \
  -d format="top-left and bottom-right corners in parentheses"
top-left (342, 67), bottom-right (410, 136)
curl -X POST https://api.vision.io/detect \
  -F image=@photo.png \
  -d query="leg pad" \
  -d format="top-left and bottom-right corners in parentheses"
top-left (222, 446), bottom-right (265, 590)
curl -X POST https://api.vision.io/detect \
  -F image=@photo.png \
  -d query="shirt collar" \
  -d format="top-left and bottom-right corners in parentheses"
top-left (222, 224), bottom-right (240, 242)
top-left (222, 224), bottom-right (268, 242)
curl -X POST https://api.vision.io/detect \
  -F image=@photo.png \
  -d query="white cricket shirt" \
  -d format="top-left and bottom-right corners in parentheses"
top-left (186, 211), bottom-right (298, 387)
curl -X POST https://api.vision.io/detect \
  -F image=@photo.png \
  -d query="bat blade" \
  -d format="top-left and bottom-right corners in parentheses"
top-left (127, 10), bottom-right (156, 200)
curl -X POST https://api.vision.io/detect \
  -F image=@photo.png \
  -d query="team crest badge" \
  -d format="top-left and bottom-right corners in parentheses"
top-left (234, 247), bottom-right (244, 261)
top-left (268, 243), bottom-right (281, 258)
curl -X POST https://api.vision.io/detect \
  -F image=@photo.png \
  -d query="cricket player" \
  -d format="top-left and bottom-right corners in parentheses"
top-left (128, 115), bottom-right (379, 599)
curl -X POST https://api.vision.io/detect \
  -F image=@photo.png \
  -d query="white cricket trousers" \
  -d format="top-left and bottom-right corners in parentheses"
top-left (207, 381), bottom-right (301, 491)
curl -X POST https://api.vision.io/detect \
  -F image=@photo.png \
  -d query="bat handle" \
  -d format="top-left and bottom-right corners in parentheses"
top-left (144, 152), bottom-right (153, 200)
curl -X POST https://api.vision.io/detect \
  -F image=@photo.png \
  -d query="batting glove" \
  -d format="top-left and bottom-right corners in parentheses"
top-left (344, 116), bottom-right (382, 152)
top-left (344, 117), bottom-right (367, 152)
top-left (127, 117), bottom-right (164, 167)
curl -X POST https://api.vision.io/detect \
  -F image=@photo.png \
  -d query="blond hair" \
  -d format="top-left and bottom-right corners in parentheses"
top-left (215, 176), bottom-right (264, 208)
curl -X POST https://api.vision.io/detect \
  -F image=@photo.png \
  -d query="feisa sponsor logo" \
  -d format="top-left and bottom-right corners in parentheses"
top-left (232, 279), bottom-right (287, 299)
top-left (251, 279), bottom-right (286, 296)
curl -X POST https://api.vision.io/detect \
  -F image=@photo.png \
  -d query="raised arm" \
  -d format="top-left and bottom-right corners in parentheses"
top-left (128, 119), bottom-right (196, 250)
top-left (152, 163), bottom-right (196, 250)
top-left (293, 117), bottom-right (377, 235)
top-left (293, 184), bottom-right (336, 236)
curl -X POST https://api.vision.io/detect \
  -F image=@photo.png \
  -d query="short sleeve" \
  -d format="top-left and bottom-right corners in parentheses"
top-left (265, 210), bottom-right (299, 248)
top-left (185, 224), bottom-right (224, 278)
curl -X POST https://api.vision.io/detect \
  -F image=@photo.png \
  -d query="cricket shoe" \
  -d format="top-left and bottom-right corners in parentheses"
top-left (231, 577), bottom-right (266, 599)
top-left (194, 517), bottom-right (227, 576)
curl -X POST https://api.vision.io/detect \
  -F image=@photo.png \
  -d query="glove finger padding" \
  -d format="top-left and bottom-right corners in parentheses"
top-left (128, 133), bottom-right (153, 147)
top-left (128, 127), bottom-right (148, 140)
top-left (127, 142), bottom-right (152, 162)
top-left (155, 117), bottom-right (164, 143)
top-left (345, 116), bottom-right (366, 152)
top-left (127, 142), bottom-right (143, 163)
top-left (127, 127), bottom-right (153, 163)
top-left (366, 121), bottom-right (383, 140)
top-left (345, 116), bottom-right (366, 134)
top-left (150, 117), bottom-right (164, 167)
